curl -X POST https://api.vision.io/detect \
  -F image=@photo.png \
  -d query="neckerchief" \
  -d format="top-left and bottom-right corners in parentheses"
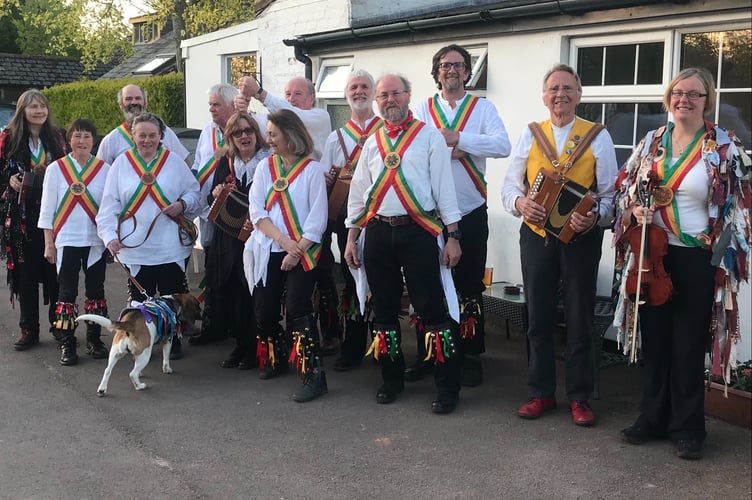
top-left (52, 154), bottom-right (105, 237)
top-left (264, 155), bottom-right (321, 271)
top-left (195, 126), bottom-right (224, 188)
top-left (116, 123), bottom-right (134, 147)
top-left (341, 117), bottom-right (383, 169)
top-left (30, 143), bottom-right (47, 169)
top-left (654, 121), bottom-right (710, 247)
top-left (383, 111), bottom-right (415, 139)
top-left (351, 120), bottom-right (443, 236)
top-left (120, 147), bottom-right (171, 219)
top-left (427, 94), bottom-right (486, 198)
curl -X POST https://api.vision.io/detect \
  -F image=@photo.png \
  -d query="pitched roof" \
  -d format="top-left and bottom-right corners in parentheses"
top-left (0, 53), bottom-right (111, 87)
top-left (99, 31), bottom-right (177, 79)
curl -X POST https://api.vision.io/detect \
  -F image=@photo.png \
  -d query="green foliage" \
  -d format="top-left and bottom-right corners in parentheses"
top-left (43, 73), bottom-right (185, 133)
top-left (732, 360), bottom-right (752, 393)
top-left (145, 0), bottom-right (256, 39)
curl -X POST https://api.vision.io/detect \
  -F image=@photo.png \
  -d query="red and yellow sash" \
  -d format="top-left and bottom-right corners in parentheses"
top-left (654, 123), bottom-right (710, 247)
top-left (264, 155), bottom-right (321, 271)
top-left (427, 94), bottom-right (486, 198)
top-left (116, 123), bottom-right (133, 147)
top-left (120, 147), bottom-right (171, 219)
top-left (195, 127), bottom-right (224, 188)
top-left (351, 120), bottom-right (444, 236)
top-left (52, 155), bottom-right (105, 237)
top-left (342, 118), bottom-right (383, 168)
top-left (30, 144), bottom-right (47, 169)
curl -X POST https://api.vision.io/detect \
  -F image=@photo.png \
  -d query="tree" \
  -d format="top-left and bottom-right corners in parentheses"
top-left (0, 0), bottom-right (132, 71)
top-left (144, 0), bottom-right (256, 71)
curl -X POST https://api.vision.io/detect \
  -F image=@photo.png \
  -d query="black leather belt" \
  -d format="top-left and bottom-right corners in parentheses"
top-left (372, 210), bottom-right (436, 227)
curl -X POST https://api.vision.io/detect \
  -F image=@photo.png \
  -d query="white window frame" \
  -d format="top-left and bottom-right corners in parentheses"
top-left (222, 52), bottom-right (259, 87)
top-left (466, 45), bottom-right (488, 92)
top-left (315, 57), bottom-right (354, 99)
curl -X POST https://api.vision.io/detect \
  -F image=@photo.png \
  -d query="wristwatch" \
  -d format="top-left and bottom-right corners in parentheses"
top-left (447, 230), bottom-right (462, 240)
top-left (254, 87), bottom-right (264, 99)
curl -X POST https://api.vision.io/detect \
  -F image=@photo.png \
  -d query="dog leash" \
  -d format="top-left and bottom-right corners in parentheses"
top-left (112, 253), bottom-right (149, 298)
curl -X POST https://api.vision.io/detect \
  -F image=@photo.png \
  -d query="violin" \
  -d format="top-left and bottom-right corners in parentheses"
top-left (624, 171), bottom-right (673, 307)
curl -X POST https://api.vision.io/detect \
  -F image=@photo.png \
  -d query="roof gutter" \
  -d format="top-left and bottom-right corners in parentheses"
top-left (284, 0), bottom-right (687, 56)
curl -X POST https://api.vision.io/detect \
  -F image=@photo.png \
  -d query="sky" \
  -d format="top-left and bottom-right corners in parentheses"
top-left (121, 0), bottom-right (149, 22)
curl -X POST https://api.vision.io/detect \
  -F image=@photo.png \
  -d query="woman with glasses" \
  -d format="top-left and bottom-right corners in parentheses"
top-left (614, 67), bottom-right (750, 460)
top-left (246, 109), bottom-right (328, 402)
top-left (0, 89), bottom-right (66, 351)
top-left (207, 112), bottom-right (270, 370)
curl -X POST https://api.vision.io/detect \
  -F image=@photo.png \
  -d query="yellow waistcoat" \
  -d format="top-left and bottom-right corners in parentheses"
top-left (525, 117), bottom-right (598, 237)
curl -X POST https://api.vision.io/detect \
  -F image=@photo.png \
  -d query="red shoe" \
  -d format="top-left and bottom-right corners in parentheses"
top-left (570, 401), bottom-right (595, 426)
top-left (517, 397), bottom-right (557, 419)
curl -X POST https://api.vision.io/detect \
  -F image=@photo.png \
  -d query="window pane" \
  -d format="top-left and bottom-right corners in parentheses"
top-left (721, 29), bottom-right (752, 89)
top-left (637, 42), bottom-right (664, 84)
top-left (719, 92), bottom-right (752, 150)
top-left (681, 32), bottom-right (719, 78)
top-left (616, 148), bottom-right (632, 168)
top-left (318, 65), bottom-right (351, 95)
top-left (605, 45), bottom-right (635, 85)
top-left (576, 103), bottom-right (604, 123)
top-left (636, 103), bottom-right (667, 143)
top-left (578, 47), bottom-right (603, 86)
top-left (227, 55), bottom-right (258, 87)
top-left (604, 103), bottom-right (635, 146)
top-left (326, 104), bottom-right (351, 130)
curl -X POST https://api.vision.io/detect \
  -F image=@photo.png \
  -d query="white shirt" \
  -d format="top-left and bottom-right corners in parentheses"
top-left (260, 93), bottom-right (332, 161)
top-left (96, 124), bottom-right (189, 165)
top-left (501, 118), bottom-right (618, 223)
top-left (39, 154), bottom-right (110, 270)
top-left (319, 116), bottom-right (382, 175)
top-left (346, 122), bottom-right (461, 227)
top-left (192, 121), bottom-right (225, 246)
top-left (414, 93), bottom-right (511, 214)
top-left (249, 156), bottom-right (328, 252)
top-left (96, 148), bottom-right (201, 271)
top-left (654, 156), bottom-right (709, 247)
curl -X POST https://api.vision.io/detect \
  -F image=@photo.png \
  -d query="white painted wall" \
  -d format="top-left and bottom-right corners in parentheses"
top-left (180, 3), bottom-right (752, 361)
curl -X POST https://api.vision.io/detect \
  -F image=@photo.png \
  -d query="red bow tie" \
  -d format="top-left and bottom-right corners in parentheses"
top-left (384, 111), bottom-right (414, 139)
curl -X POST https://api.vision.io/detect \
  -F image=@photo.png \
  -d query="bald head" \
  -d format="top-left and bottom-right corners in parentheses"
top-left (284, 78), bottom-right (316, 110)
top-left (118, 84), bottom-right (147, 123)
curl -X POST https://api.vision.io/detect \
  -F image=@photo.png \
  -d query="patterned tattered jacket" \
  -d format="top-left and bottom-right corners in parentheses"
top-left (613, 121), bottom-right (751, 379)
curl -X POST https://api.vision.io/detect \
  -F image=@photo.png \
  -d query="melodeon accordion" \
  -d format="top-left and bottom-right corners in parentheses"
top-left (327, 165), bottom-right (352, 221)
top-left (208, 185), bottom-right (253, 242)
top-left (527, 168), bottom-right (596, 244)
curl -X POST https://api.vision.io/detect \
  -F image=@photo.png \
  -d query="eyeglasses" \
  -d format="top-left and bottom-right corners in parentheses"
top-left (438, 62), bottom-right (466, 71)
top-left (546, 85), bottom-right (578, 94)
top-left (670, 90), bottom-right (708, 100)
top-left (231, 127), bottom-right (254, 138)
top-left (375, 89), bottom-right (407, 102)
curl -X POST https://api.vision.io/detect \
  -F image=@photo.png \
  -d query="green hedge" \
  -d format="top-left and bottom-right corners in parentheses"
top-left (43, 73), bottom-right (185, 134)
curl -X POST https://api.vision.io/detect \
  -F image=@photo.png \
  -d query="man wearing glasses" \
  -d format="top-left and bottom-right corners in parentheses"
top-left (344, 74), bottom-right (463, 414)
top-left (412, 44), bottom-right (511, 388)
top-left (501, 64), bottom-right (618, 426)
top-left (188, 83), bottom-right (240, 347)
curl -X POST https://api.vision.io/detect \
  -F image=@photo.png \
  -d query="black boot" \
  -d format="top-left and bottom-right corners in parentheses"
top-left (404, 317), bottom-right (432, 382)
top-left (427, 323), bottom-right (460, 414)
top-left (368, 323), bottom-right (404, 404)
top-left (221, 341), bottom-right (246, 368)
top-left (59, 330), bottom-right (79, 366)
top-left (334, 318), bottom-right (367, 371)
top-left (86, 324), bottom-right (109, 359)
top-left (258, 324), bottom-right (289, 380)
top-left (289, 315), bottom-right (327, 402)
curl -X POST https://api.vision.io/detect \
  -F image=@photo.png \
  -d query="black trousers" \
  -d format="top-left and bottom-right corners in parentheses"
top-left (314, 226), bottom-right (342, 339)
top-left (453, 204), bottom-right (488, 355)
top-left (520, 223), bottom-right (602, 402)
top-left (57, 247), bottom-right (106, 303)
top-left (127, 262), bottom-right (188, 302)
top-left (17, 238), bottom-right (58, 332)
top-left (638, 245), bottom-right (714, 442)
top-left (364, 218), bottom-right (447, 326)
top-left (254, 252), bottom-right (317, 333)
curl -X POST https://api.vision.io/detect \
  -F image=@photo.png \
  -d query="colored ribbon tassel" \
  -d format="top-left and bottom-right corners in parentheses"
top-left (289, 332), bottom-right (304, 374)
top-left (54, 302), bottom-right (79, 330)
top-left (459, 300), bottom-right (480, 340)
top-left (423, 329), bottom-right (455, 364)
top-left (84, 298), bottom-right (108, 317)
top-left (365, 330), bottom-right (397, 361)
top-left (197, 276), bottom-right (206, 303)
top-left (256, 337), bottom-right (269, 369)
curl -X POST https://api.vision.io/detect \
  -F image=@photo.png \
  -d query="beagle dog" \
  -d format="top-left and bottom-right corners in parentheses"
top-left (77, 294), bottom-right (201, 396)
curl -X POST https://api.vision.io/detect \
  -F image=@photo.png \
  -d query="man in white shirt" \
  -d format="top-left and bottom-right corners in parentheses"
top-left (344, 74), bottom-right (463, 414)
top-left (319, 69), bottom-right (383, 371)
top-left (96, 84), bottom-right (189, 165)
top-left (188, 83), bottom-right (239, 347)
top-left (413, 44), bottom-right (511, 387)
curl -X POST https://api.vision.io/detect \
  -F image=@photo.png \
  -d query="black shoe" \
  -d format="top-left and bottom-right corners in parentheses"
top-left (320, 337), bottom-right (341, 356)
top-left (169, 338), bottom-right (183, 360)
top-left (376, 384), bottom-right (403, 404)
top-left (259, 362), bottom-right (288, 380)
top-left (59, 340), bottom-right (78, 366)
top-left (188, 333), bottom-right (226, 346)
top-left (238, 351), bottom-right (258, 370)
top-left (620, 419), bottom-right (667, 445)
top-left (333, 356), bottom-right (362, 372)
top-left (675, 439), bottom-right (703, 460)
top-left (461, 365), bottom-right (483, 387)
top-left (292, 372), bottom-right (328, 402)
top-left (14, 329), bottom-right (39, 351)
top-left (86, 339), bottom-right (109, 359)
top-left (431, 399), bottom-right (457, 414)
top-left (404, 362), bottom-right (432, 382)
top-left (221, 345), bottom-right (244, 368)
